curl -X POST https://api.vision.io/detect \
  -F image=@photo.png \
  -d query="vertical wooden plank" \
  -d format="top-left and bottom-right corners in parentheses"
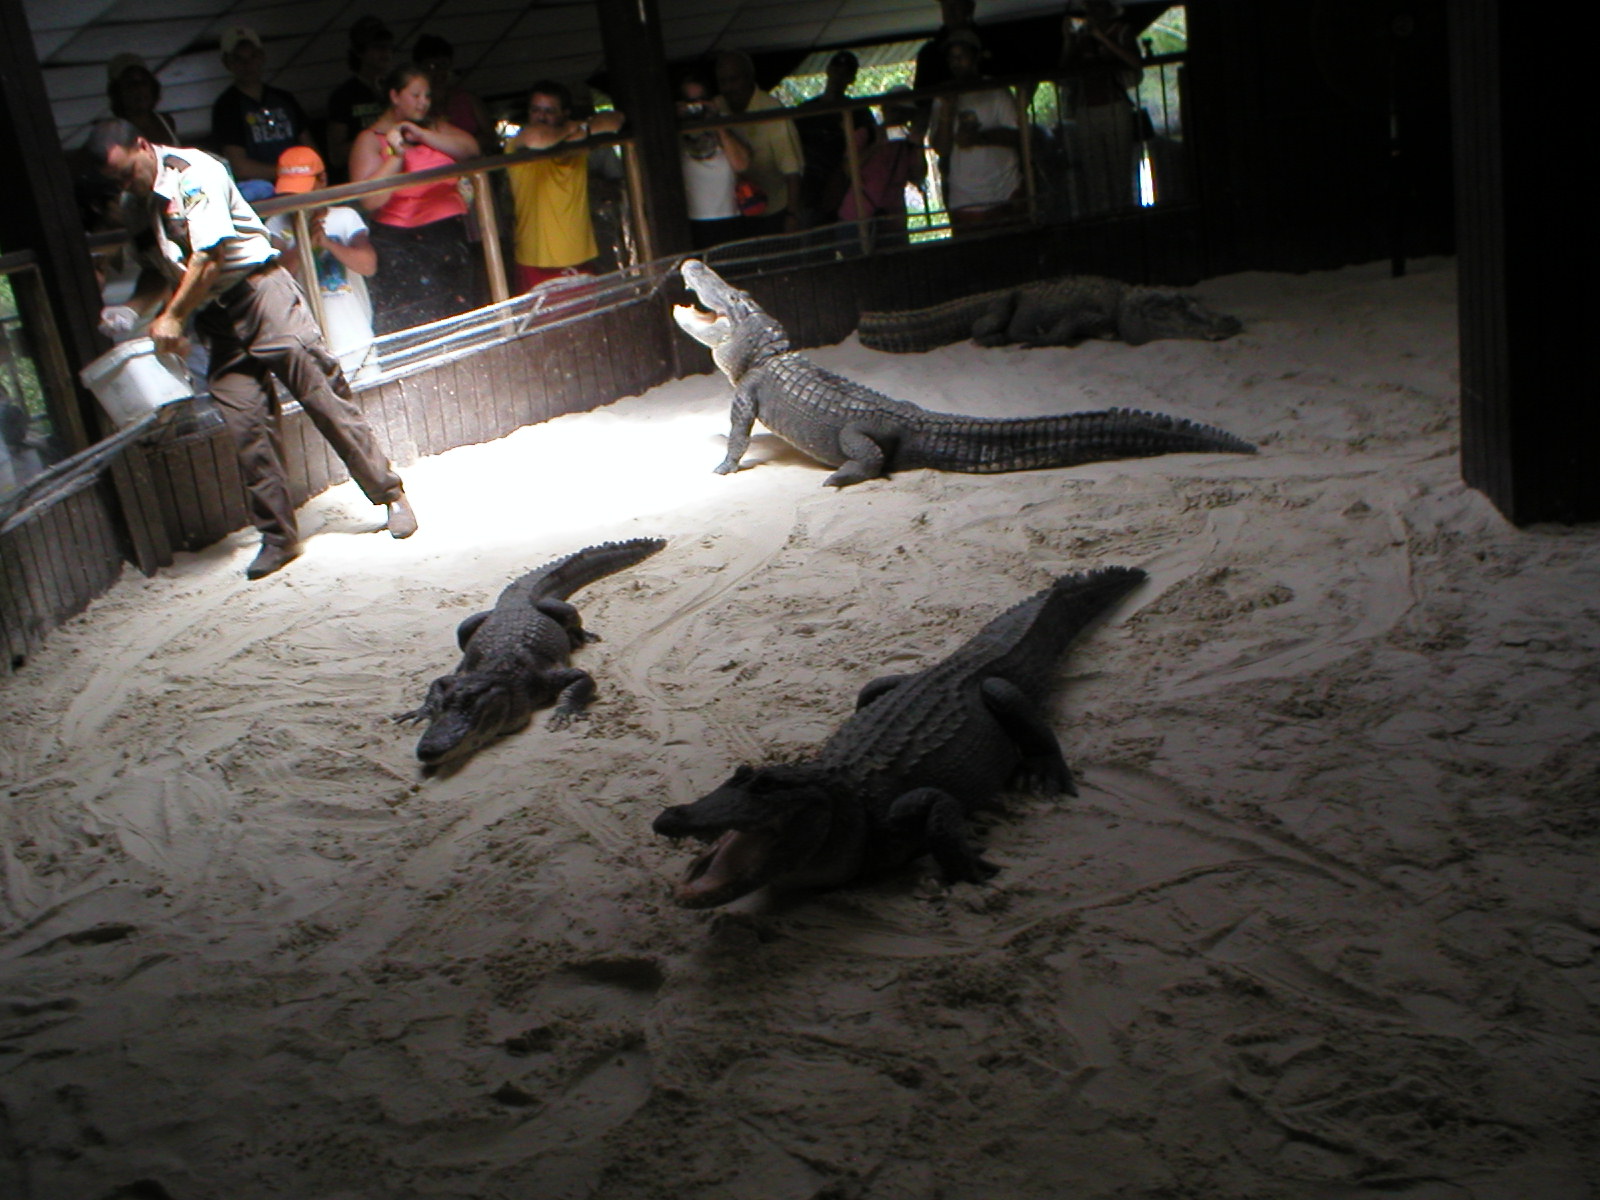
top-left (183, 426), bottom-right (232, 543)
top-left (451, 359), bottom-right (475, 449)
top-left (154, 441), bottom-right (207, 551)
top-left (0, 533), bottom-right (37, 671)
top-left (569, 317), bottom-right (601, 417)
top-left (490, 341), bottom-right (520, 438)
top-left (516, 332), bottom-right (545, 428)
top-left (14, 519), bottom-right (65, 635)
top-left (434, 359), bottom-right (460, 449)
top-left (548, 327), bottom-right (583, 419)
top-left (369, 380), bottom-right (411, 468)
top-left (50, 497), bottom-right (95, 621)
top-left (456, 355), bottom-right (486, 447)
top-left (105, 442), bottom-right (173, 575)
top-left (402, 374), bottom-right (436, 459)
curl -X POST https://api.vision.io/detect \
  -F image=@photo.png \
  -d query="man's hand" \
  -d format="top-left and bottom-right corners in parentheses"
top-left (147, 313), bottom-right (188, 357)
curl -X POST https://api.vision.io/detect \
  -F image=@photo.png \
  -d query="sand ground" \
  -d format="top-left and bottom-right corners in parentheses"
top-left (1, 258), bottom-right (1596, 1200)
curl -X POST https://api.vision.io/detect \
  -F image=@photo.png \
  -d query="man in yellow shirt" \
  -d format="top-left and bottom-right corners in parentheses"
top-left (505, 82), bottom-right (625, 292)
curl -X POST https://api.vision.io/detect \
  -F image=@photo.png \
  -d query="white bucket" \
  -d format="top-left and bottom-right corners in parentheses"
top-left (79, 337), bottom-right (194, 428)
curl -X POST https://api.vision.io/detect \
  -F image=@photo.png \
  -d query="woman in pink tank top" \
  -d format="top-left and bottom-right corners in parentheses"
top-left (349, 63), bottom-right (484, 333)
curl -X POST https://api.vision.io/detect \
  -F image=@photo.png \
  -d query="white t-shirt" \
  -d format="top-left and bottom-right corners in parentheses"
top-left (266, 205), bottom-right (377, 379)
top-left (932, 86), bottom-right (1022, 211)
top-left (680, 130), bottom-right (739, 221)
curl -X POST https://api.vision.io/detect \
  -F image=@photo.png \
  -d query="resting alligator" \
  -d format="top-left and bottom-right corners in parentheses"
top-left (674, 259), bottom-right (1254, 488)
top-left (653, 566), bottom-right (1146, 907)
top-left (856, 275), bottom-right (1243, 352)
top-left (398, 537), bottom-right (665, 768)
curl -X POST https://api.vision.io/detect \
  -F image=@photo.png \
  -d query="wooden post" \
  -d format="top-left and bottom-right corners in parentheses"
top-left (1451, 0), bottom-right (1597, 523)
top-left (0, 0), bottom-right (105, 454)
top-left (596, 0), bottom-right (692, 259)
top-left (841, 109), bottom-right (870, 255)
top-left (291, 209), bottom-right (329, 332)
top-left (472, 171), bottom-right (510, 304)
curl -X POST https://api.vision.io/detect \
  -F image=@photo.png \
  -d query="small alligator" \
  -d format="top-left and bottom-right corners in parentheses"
top-left (674, 259), bottom-right (1253, 488)
top-left (653, 566), bottom-right (1146, 907)
top-left (857, 275), bottom-right (1242, 352)
top-left (398, 537), bottom-right (665, 768)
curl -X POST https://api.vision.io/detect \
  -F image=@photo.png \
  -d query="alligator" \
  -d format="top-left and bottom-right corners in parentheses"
top-left (856, 275), bottom-right (1242, 352)
top-left (397, 537), bottom-right (665, 768)
top-left (653, 565), bottom-right (1146, 907)
top-left (674, 259), bottom-right (1254, 488)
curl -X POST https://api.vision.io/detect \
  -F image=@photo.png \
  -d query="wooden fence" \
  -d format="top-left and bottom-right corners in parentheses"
top-left (0, 207), bottom-right (1210, 677)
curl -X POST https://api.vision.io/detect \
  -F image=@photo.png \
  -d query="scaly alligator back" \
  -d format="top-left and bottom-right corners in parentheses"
top-left (818, 566), bottom-right (1147, 796)
top-left (897, 407), bottom-right (1257, 474)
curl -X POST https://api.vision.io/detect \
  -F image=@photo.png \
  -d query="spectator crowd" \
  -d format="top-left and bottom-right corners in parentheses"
top-left (85, 4), bottom-right (1154, 347)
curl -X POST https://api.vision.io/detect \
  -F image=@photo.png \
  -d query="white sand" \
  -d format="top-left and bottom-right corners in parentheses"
top-left (2, 258), bottom-right (1596, 1199)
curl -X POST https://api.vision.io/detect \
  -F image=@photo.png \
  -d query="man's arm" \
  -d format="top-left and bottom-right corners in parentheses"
top-left (147, 248), bottom-right (220, 354)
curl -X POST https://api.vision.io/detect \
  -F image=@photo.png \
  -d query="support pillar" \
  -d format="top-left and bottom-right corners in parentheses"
top-left (1451, 0), bottom-right (1597, 524)
top-left (597, 0), bottom-right (692, 260)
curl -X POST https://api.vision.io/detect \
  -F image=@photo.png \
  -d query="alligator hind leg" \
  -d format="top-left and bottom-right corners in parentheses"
top-left (536, 598), bottom-right (600, 647)
top-left (886, 787), bottom-right (999, 883)
top-left (824, 424), bottom-right (891, 487)
top-left (856, 673), bottom-right (913, 709)
top-left (980, 677), bottom-right (1075, 795)
top-left (546, 667), bottom-right (597, 729)
top-left (455, 612), bottom-right (491, 649)
top-left (972, 296), bottom-right (1020, 346)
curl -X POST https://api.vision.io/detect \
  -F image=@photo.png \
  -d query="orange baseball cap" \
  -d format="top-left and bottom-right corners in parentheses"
top-left (275, 145), bottom-right (326, 194)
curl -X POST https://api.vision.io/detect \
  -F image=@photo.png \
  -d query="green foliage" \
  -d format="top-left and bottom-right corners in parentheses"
top-left (0, 277), bottom-right (50, 420)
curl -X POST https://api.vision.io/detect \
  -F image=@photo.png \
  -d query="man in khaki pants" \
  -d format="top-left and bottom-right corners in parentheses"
top-left (89, 119), bottom-right (417, 579)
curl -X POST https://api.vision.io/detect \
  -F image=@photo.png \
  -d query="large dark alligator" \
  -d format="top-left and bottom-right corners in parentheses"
top-left (398, 537), bottom-right (665, 768)
top-left (653, 566), bottom-right (1146, 907)
top-left (674, 259), bottom-right (1254, 488)
top-left (857, 275), bottom-right (1243, 352)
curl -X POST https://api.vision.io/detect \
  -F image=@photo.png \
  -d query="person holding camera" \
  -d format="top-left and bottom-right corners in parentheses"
top-left (348, 62), bottom-right (482, 333)
top-left (929, 30), bottom-right (1024, 231)
top-left (676, 72), bottom-right (750, 251)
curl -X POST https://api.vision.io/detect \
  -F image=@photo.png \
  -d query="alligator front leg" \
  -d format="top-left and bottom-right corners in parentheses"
top-left (823, 423), bottom-right (892, 487)
top-left (979, 677), bottom-right (1075, 795)
top-left (886, 787), bottom-right (999, 884)
top-left (546, 667), bottom-right (598, 729)
top-left (714, 382), bottom-right (759, 474)
top-left (395, 675), bottom-right (451, 725)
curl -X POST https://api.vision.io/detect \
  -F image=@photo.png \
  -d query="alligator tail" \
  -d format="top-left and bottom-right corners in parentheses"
top-left (515, 536), bottom-right (667, 602)
top-left (1036, 565), bottom-right (1148, 642)
top-left (974, 565), bottom-right (1148, 683)
top-left (857, 290), bottom-right (1013, 353)
top-left (909, 407), bottom-right (1256, 473)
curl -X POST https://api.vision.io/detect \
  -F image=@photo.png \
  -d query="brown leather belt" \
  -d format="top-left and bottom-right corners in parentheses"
top-left (219, 257), bottom-right (282, 303)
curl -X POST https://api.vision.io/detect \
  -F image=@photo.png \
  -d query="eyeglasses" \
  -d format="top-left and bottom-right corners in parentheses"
top-left (528, 104), bottom-right (564, 115)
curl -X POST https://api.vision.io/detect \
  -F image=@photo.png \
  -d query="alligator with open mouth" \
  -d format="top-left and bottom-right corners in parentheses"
top-left (674, 259), bottom-right (1253, 488)
top-left (653, 566), bottom-right (1146, 907)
